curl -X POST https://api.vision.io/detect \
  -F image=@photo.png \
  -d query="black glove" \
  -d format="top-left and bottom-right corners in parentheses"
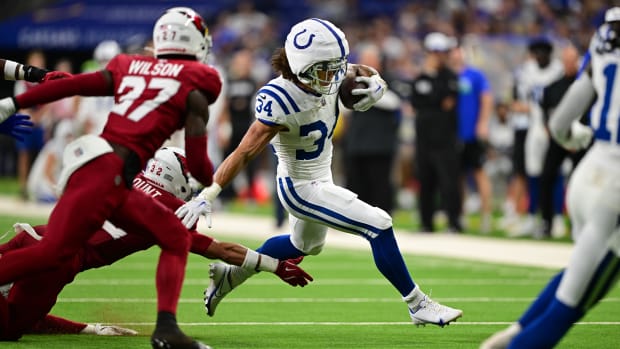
top-left (23, 65), bottom-right (50, 83)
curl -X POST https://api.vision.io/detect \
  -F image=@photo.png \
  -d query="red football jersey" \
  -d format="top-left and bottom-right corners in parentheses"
top-left (100, 54), bottom-right (221, 166)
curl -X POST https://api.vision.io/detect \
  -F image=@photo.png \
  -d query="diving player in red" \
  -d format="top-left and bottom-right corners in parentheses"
top-left (0, 7), bottom-right (222, 349)
top-left (0, 147), bottom-right (311, 341)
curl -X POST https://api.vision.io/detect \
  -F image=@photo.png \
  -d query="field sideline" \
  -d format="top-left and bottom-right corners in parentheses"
top-left (0, 196), bottom-right (572, 269)
top-left (0, 196), bottom-right (617, 349)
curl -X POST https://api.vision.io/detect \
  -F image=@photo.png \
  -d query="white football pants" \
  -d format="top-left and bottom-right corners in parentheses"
top-left (276, 176), bottom-right (392, 255)
top-left (557, 142), bottom-right (620, 308)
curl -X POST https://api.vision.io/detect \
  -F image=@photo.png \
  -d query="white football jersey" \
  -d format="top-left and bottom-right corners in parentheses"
top-left (254, 76), bottom-right (339, 180)
top-left (511, 58), bottom-right (564, 130)
top-left (588, 28), bottom-right (620, 148)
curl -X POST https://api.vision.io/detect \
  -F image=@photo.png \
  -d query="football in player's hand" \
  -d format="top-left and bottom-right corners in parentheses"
top-left (339, 65), bottom-right (374, 109)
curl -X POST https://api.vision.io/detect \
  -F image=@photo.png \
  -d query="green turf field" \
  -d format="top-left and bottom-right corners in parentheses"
top-left (0, 217), bottom-right (618, 349)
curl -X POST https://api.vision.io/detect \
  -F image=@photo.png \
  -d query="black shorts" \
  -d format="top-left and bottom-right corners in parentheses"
top-left (461, 140), bottom-right (486, 170)
top-left (512, 129), bottom-right (527, 176)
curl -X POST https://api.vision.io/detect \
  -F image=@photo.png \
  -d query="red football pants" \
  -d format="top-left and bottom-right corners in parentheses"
top-left (0, 153), bottom-right (190, 314)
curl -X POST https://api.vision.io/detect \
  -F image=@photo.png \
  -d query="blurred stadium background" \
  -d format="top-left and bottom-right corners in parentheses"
top-left (0, 2), bottom-right (619, 348)
top-left (2, 0), bottom-right (617, 236)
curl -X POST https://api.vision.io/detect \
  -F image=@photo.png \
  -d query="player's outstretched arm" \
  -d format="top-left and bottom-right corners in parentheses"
top-left (0, 70), bottom-right (113, 123)
top-left (29, 314), bottom-right (137, 336)
top-left (0, 58), bottom-right (71, 83)
top-left (202, 241), bottom-right (313, 287)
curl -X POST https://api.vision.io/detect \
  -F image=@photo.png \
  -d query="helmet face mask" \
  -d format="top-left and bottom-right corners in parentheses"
top-left (284, 18), bottom-right (350, 95)
top-left (301, 58), bottom-right (348, 95)
top-left (143, 147), bottom-right (192, 201)
top-left (153, 7), bottom-right (211, 63)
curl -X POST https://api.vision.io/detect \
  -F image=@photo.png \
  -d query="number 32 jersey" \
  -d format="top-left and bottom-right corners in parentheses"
top-left (255, 76), bottom-right (339, 180)
top-left (101, 54), bottom-right (221, 166)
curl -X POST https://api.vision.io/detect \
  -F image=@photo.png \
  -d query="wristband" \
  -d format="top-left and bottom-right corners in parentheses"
top-left (200, 182), bottom-right (222, 201)
top-left (241, 249), bottom-right (279, 273)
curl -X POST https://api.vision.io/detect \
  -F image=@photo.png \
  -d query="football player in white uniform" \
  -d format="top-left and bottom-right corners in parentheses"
top-left (481, 7), bottom-right (620, 349)
top-left (176, 18), bottom-right (463, 327)
top-left (507, 38), bottom-right (564, 237)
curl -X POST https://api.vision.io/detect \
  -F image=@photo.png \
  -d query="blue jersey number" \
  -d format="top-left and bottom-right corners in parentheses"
top-left (596, 63), bottom-right (620, 143)
top-left (256, 98), bottom-right (273, 117)
top-left (296, 120), bottom-right (327, 160)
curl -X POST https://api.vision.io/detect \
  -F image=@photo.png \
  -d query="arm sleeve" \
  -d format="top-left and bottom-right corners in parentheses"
top-left (190, 231), bottom-right (214, 254)
top-left (15, 71), bottom-right (111, 109)
top-left (185, 134), bottom-right (213, 186)
top-left (549, 74), bottom-right (596, 139)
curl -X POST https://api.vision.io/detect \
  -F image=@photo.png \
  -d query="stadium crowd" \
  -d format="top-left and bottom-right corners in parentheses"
top-left (0, 0), bottom-right (616, 238)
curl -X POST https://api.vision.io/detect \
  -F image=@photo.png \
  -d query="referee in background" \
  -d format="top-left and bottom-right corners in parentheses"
top-left (409, 32), bottom-right (462, 233)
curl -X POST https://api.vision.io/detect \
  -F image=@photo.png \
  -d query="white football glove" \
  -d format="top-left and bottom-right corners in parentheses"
top-left (175, 183), bottom-right (221, 229)
top-left (554, 121), bottom-right (593, 151)
top-left (351, 72), bottom-right (387, 112)
top-left (0, 97), bottom-right (17, 123)
top-left (81, 323), bottom-right (138, 336)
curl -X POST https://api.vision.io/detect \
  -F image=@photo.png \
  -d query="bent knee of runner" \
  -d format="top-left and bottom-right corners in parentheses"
top-left (371, 207), bottom-right (393, 230)
top-left (291, 235), bottom-right (325, 256)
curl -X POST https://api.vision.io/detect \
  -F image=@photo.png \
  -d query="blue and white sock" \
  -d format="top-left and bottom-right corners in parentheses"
top-left (368, 228), bottom-right (415, 296)
top-left (256, 234), bottom-right (305, 260)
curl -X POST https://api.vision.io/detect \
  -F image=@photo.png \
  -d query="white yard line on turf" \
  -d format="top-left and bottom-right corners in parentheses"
top-left (55, 297), bottom-right (620, 303)
top-left (100, 321), bottom-right (620, 326)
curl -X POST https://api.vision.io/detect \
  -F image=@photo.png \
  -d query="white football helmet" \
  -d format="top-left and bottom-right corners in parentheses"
top-left (153, 7), bottom-right (211, 63)
top-left (143, 147), bottom-right (192, 201)
top-left (284, 18), bottom-right (349, 95)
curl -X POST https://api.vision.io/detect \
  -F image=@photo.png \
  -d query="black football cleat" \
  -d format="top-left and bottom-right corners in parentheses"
top-left (151, 328), bottom-right (212, 349)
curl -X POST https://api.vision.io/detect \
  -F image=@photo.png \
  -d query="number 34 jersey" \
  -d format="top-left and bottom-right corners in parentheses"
top-left (101, 54), bottom-right (222, 166)
top-left (255, 76), bottom-right (339, 181)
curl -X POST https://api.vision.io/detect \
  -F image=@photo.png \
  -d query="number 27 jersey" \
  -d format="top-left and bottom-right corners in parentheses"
top-left (101, 54), bottom-right (221, 166)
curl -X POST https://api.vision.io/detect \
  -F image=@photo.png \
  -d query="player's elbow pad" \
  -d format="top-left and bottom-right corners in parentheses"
top-left (549, 74), bottom-right (595, 139)
top-left (185, 134), bottom-right (213, 186)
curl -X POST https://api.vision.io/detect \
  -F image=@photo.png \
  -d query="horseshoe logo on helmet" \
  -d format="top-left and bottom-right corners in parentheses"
top-left (293, 29), bottom-right (315, 49)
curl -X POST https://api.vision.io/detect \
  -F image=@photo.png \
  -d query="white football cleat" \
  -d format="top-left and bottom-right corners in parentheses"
top-left (204, 262), bottom-right (234, 317)
top-left (408, 294), bottom-right (463, 327)
top-left (480, 323), bottom-right (522, 349)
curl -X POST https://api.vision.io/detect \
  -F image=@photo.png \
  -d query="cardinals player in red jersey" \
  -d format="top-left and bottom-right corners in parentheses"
top-left (0, 147), bottom-right (311, 341)
top-left (0, 7), bottom-right (223, 349)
